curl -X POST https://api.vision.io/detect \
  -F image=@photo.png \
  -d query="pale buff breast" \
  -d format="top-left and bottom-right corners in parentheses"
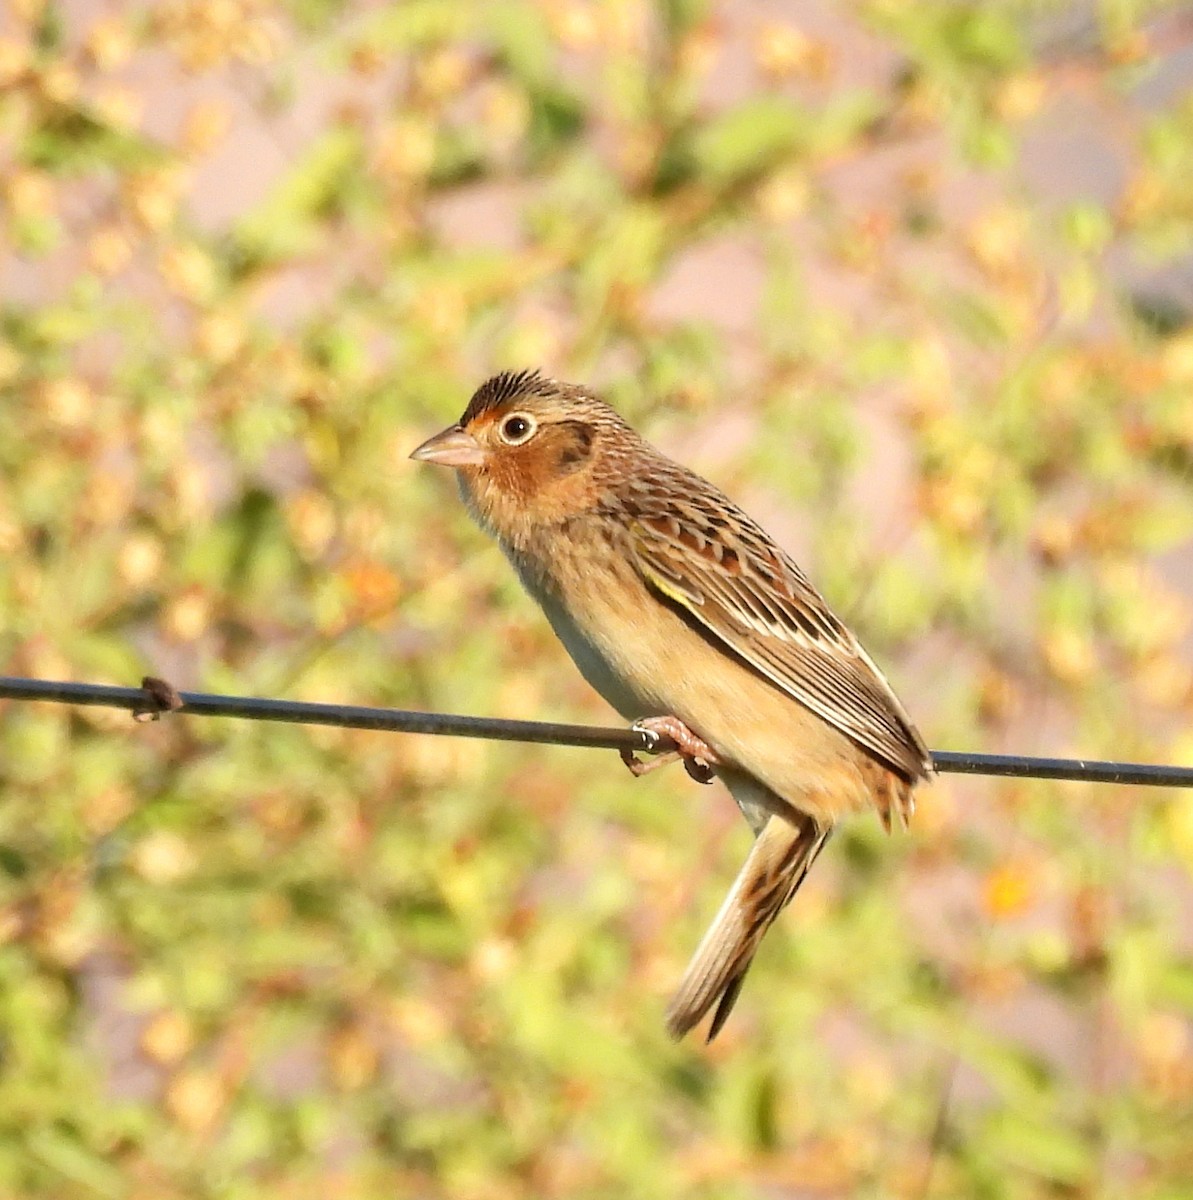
top-left (515, 525), bottom-right (878, 826)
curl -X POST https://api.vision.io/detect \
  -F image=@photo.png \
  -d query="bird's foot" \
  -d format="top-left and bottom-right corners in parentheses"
top-left (619, 716), bottom-right (719, 785)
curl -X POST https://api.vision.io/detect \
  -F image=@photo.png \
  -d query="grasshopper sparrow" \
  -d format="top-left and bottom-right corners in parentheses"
top-left (412, 370), bottom-right (932, 1040)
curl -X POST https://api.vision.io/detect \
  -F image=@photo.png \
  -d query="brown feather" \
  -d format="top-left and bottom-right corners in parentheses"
top-left (665, 811), bottom-right (830, 1040)
top-left (620, 466), bottom-right (932, 781)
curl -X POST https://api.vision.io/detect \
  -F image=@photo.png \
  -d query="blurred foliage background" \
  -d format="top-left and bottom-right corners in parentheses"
top-left (2, 0), bottom-right (1193, 1196)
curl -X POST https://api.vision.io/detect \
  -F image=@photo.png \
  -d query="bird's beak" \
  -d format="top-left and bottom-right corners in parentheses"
top-left (409, 425), bottom-right (486, 468)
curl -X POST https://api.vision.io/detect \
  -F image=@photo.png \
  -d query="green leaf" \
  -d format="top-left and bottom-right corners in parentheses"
top-left (231, 126), bottom-right (364, 268)
top-left (691, 97), bottom-right (808, 185)
top-left (982, 1109), bottom-right (1091, 1185)
top-left (24, 106), bottom-right (163, 174)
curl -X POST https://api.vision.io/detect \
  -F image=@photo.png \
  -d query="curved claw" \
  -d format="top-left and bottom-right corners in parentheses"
top-left (630, 720), bottom-right (665, 753)
top-left (683, 757), bottom-right (716, 785)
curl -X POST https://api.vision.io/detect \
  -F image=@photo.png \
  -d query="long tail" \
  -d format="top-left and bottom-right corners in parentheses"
top-left (665, 811), bottom-right (830, 1041)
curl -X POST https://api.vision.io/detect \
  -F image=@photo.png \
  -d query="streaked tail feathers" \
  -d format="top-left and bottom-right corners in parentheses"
top-left (871, 760), bottom-right (918, 833)
top-left (665, 812), bottom-right (830, 1041)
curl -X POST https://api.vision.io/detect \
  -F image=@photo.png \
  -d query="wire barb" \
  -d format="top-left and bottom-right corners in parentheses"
top-left (0, 674), bottom-right (1191, 787)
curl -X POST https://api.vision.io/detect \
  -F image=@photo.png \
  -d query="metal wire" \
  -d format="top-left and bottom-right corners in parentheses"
top-left (1, 674), bottom-right (1191, 787)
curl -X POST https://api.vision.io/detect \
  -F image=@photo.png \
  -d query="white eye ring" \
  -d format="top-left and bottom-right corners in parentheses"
top-left (498, 412), bottom-right (537, 445)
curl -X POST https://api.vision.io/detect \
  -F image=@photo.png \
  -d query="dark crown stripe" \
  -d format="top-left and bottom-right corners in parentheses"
top-left (462, 368), bottom-right (551, 424)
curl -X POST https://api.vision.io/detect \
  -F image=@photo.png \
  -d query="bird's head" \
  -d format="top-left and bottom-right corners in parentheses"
top-left (410, 370), bottom-right (634, 545)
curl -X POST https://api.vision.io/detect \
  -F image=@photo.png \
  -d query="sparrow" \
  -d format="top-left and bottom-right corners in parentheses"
top-left (411, 369), bottom-right (933, 1040)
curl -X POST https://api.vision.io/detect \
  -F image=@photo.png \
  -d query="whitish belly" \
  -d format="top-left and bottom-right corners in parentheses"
top-left (504, 547), bottom-right (652, 720)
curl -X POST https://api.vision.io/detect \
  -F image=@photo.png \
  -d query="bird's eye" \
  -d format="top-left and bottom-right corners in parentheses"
top-left (499, 413), bottom-right (536, 445)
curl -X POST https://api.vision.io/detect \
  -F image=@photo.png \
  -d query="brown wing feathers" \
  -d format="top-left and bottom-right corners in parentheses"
top-left (625, 466), bottom-right (932, 782)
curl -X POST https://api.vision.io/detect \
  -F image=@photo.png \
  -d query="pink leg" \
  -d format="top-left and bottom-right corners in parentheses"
top-left (619, 748), bottom-right (682, 777)
top-left (619, 715), bottom-right (720, 785)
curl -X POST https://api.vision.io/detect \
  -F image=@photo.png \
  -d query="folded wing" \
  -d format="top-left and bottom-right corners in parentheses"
top-left (622, 471), bottom-right (932, 782)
